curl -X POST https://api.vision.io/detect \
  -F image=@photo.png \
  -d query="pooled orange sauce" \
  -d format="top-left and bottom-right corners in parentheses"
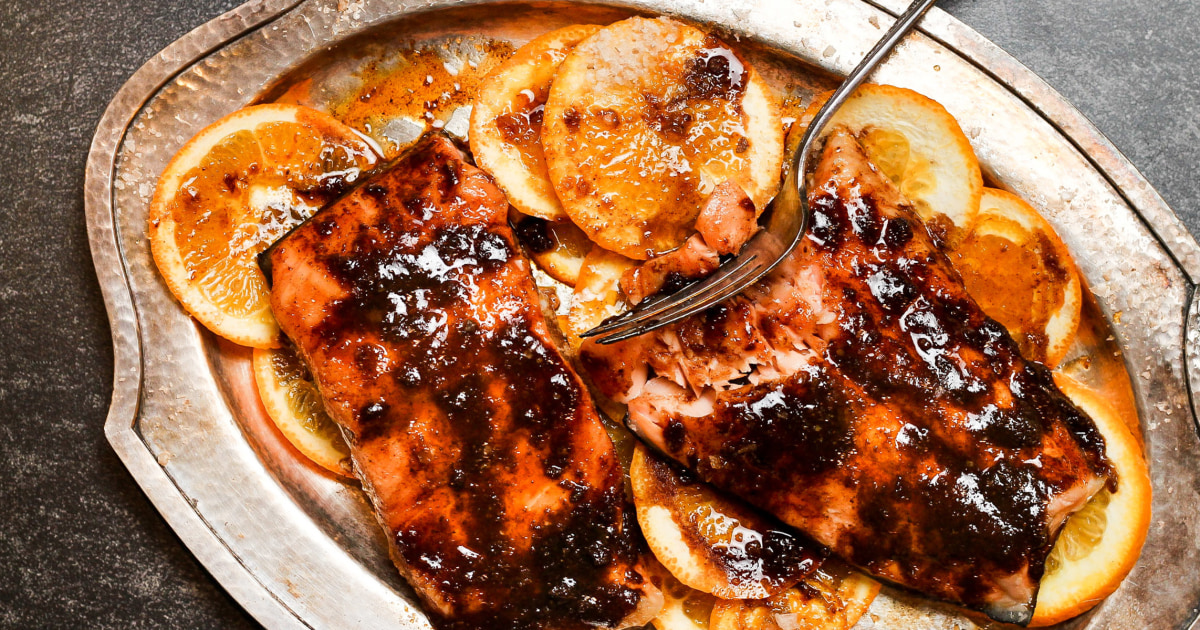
top-left (495, 86), bottom-right (548, 177)
top-left (329, 39), bottom-right (514, 157)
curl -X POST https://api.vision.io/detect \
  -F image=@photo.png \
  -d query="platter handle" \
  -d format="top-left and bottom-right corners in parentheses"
top-left (1183, 287), bottom-right (1200, 439)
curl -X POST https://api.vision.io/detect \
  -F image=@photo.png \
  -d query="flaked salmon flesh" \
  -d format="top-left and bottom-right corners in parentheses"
top-left (581, 129), bottom-right (1112, 625)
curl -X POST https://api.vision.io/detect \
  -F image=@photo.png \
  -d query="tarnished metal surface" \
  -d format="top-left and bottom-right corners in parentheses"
top-left (86, 0), bottom-right (1200, 628)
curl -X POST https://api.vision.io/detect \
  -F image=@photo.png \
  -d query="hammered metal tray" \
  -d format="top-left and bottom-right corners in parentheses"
top-left (85, 0), bottom-right (1200, 628)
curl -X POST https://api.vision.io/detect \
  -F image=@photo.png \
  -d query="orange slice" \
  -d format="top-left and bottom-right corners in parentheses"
top-left (565, 245), bottom-right (637, 348)
top-left (470, 24), bottom-right (602, 220)
top-left (1030, 375), bottom-right (1151, 626)
top-left (708, 562), bottom-right (880, 630)
top-left (946, 188), bottom-right (1082, 368)
top-left (543, 17), bottom-right (783, 259)
top-left (148, 104), bottom-right (380, 347)
top-left (801, 84), bottom-right (982, 244)
top-left (631, 444), bottom-right (816, 600)
top-left (511, 212), bottom-right (595, 286)
top-left (252, 345), bottom-right (352, 477)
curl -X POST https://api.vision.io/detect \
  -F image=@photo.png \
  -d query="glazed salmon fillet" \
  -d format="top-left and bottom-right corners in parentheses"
top-left (581, 130), bottom-right (1112, 625)
top-left (264, 135), bottom-right (660, 630)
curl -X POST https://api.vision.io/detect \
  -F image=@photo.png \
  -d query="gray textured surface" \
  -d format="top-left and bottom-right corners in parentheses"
top-left (947, 0), bottom-right (1200, 234)
top-left (0, 0), bottom-right (1196, 628)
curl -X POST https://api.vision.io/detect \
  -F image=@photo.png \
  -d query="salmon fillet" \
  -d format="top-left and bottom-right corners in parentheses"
top-left (265, 135), bottom-right (661, 630)
top-left (581, 129), bottom-right (1112, 625)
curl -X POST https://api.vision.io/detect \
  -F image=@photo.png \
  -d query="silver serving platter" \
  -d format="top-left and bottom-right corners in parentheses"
top-left (85, 0), bottom-right (1200, 628)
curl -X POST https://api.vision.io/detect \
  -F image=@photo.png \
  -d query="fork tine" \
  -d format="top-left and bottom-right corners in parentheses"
top-left (581, 254), bottom-right (761, 336)
top-left (595, 261), bottom-right (766, 344)
top-left (582, 255), bottom-right (759, 336)
top-left (594, 258), bottom-right (768, 344)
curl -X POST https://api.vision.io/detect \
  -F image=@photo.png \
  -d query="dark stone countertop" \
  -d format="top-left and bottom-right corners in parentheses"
top-left (0, 0), bottom-right (1196, 627)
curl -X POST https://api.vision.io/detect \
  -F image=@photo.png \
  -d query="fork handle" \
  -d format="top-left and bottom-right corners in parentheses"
top-left (793, 0), bottom-right (939, 194)
top-left (760, 0), bottom-right (938, 277)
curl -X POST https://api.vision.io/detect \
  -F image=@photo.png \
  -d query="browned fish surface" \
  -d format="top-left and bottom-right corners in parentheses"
top-left (582, 130), bottom-right (1112, 625)
top-left (265, 135), bottom-right (660, 630)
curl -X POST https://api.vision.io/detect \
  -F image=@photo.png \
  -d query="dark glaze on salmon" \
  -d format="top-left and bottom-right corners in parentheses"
top-left (581, 129), bottom-right (1112, 625)
top-left (266, 135), bottom-right (661, 630)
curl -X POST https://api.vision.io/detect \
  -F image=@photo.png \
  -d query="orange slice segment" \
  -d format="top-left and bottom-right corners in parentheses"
top-left (1030, 375), bottom-right (1151, 626)
top-left (565, 245), bottom-right (637, 348)
top-left (631, 444), bottom-right (818, 600)
top-left (252, 345), bottom-right (352, 477)
top-left (946, 188), bottom-right (1083, 368)
top-left (708, 562), bottom-right (880, 630)
top-left (801, 84), bottom-right (981, 244)
top-left (148, 104), bottom-right (379, 348)
top-left (511, 212), bottom-right (595, 286)
top-left (543, 17), bottom-right (783, 259)
top-left (470, 24), bottom-right (603, 220)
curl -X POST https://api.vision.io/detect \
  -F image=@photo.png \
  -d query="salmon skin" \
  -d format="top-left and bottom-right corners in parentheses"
top-left (582, 130), bottom-right (1112, 625)
top-left (265, 135), bottom-right (659, 630)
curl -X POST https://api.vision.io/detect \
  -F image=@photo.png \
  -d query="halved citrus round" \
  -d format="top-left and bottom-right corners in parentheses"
top-left (946, 188), bottom-right (1083, 368)
top-left (565, 245), bottom-right (637, 348)
top-left (470, 24), bottom-right (602, 220)
top-left (631, 444), bottom-right (815, 600)
top-left (148, 103), bottom-right (380, 348)
top-left (511, 212), bottom-right (595, 286)
top-left (800, 84), bottom-right (981, 244)
top-left (543, 17), bottom-right (784, 259)
top-left (1030, 375), bottom-right (1152, 626)
top-left (252, 345), bottom-right (352, 477)
top-left (708, 562), bottom-right (881, 630)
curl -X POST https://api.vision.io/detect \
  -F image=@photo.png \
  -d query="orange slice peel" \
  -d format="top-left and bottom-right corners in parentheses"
top-left (948, 188), bottom-right (1082, 368)
top-left (253, 345), bottom-right (352, 477)
top-left (148, 103), bottom-right (379, 348)
top-left (1030, 375), bottom-right (1151, 626)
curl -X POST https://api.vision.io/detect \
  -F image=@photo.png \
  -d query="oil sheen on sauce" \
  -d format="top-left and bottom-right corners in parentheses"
top-left (276, 38), bottom-right (514, 158)
top-left (495, 88), bottom-right (547, 178)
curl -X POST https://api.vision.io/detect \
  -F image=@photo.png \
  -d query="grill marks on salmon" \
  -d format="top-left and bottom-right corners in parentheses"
top-left (266, 135), bottom-right (660, 630)
top-left (581, 129), bottom-right (1112, 625)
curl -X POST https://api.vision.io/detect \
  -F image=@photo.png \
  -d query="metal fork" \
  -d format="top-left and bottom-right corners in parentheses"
top-left (584, 0), bottom-right (939, 344)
